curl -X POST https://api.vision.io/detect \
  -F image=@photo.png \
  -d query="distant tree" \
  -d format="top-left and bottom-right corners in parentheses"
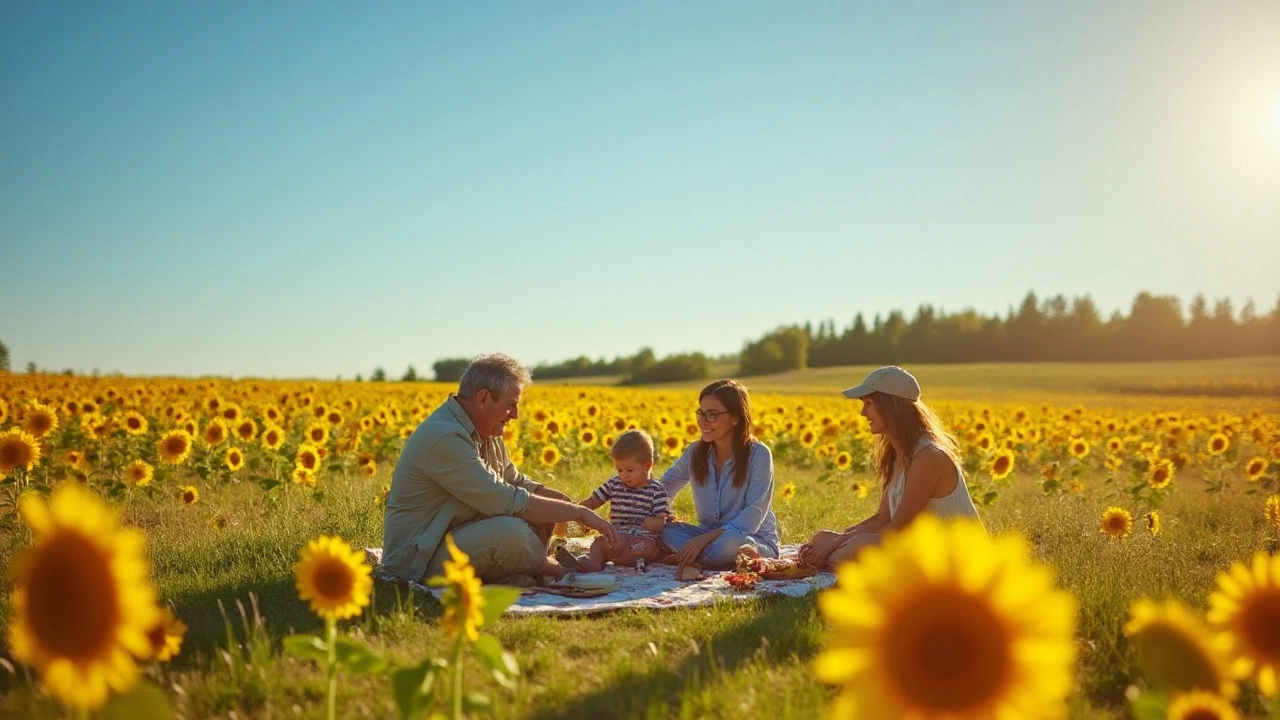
top-left (371, 367), bottom-right (387, 382)
top-left (26, 361), bottom-right (36, 374)
top-left (626, 352), bottom-right (710, 384)
top-left (0, 339), bottom-right (8, 371)
top-left (401, 366), bottom-right (419, 382)
top-left (741, 326), bottom-right (808, 375)
top-left (432, 358), bottom-right (471, 383)
top-left (355, 373), bottom-right (363, 382)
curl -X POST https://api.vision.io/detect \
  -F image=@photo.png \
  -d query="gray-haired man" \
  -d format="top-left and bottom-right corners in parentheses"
top-left (382, 353), bottom-right (617, 583)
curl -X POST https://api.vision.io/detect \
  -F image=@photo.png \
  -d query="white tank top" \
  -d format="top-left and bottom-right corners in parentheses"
top-left (886, 437), bottom-right (985, 530)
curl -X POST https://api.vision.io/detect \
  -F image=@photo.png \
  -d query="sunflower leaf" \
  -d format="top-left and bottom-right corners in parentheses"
top-left (473, 633), bottom-right (519, 689)
top-left (480, 586), bottom-right (522, 624)
top-left (391, 658), bottom-right (440, 720)
top-left (99, 679), bottom-right (175, 720)
top-left (334, 635), bottom-right (389, 674)
top-left (281, 633), bottom-right (329, 664)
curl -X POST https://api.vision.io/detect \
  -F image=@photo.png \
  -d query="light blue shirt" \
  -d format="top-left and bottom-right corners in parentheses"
top-left (660, 440), bottom-right (779, 546)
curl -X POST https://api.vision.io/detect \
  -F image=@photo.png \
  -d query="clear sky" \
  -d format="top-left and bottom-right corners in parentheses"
top-left (3, 1), bottom-right (1278, 379)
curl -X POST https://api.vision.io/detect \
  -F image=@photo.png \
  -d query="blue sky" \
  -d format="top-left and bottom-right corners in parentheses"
top-left (3, 1), bottom-right (1278, 379)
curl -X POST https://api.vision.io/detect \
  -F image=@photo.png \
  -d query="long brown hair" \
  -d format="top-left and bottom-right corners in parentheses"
top-left (692, 379), bottom-right (755, 488)
top-left (865, 391), bottom-right (959, 487)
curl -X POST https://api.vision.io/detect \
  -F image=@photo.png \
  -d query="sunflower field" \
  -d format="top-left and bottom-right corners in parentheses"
top-left (1, 370), bottom-right (1279, 719)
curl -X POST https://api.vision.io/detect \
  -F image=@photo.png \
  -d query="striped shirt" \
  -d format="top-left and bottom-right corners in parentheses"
top-left (590, 477), bottom-right (669, 534)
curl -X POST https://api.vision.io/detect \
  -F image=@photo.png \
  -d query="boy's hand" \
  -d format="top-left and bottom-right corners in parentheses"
top-left (642, 515), bottom-right (666, 533)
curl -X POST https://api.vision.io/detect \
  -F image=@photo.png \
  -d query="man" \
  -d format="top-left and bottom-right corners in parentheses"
top-left (382, 353), bottom-right (617, 583)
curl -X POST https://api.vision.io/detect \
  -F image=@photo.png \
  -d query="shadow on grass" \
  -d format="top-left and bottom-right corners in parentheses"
top-left (529, 595), bottom-right (821, 720)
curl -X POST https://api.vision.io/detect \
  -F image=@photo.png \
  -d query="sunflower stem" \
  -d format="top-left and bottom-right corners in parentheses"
top-left (325, 617), bottom-right (337, 720)
top-left (451, 635), bottom-right (465, 720)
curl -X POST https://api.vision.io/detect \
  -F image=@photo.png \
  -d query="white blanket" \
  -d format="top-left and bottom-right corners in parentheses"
top-left (364, 543), bottom-right (836, 617)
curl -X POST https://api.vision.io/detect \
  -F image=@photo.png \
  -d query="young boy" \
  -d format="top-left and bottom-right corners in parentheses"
top-left (571, 429), bottom-right (671, 572)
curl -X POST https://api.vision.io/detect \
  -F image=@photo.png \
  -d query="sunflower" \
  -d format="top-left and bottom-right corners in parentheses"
top-left (1145, 510), bottom-right (1161, 537)
top-left (1207, 433), bottom-right (1230, 456)
top-left (181, 486), bottom-right (199, 506)
top-left (539, 444), bottom-right (561, 467)
top-left (224, 447), bottom-right (244, 472)
top-left (60, 449), bottom-right (87, 470)
top-left (429, 535), bottom-right (486, 643)
top-left (834, 451), bottom-right (853, 472)
top-left (1147, 459), bottom-right (1175, 490)
top-left (144, 606), bottom-right (187, 662)
top-left (1100, 507), bottom-right (1132, 540)
top-left (0, 427), bottom-right (42, 477)
top-left (851, 481), bottom-right (869, 500)
top-left (156, 430), bottom-right (193, 465)
top-left (119, 411), bottom-right (148, 436)
top-left (578, 428), bottom-right (597, 446)
top-left (305, 422), bottom-right (330, 446)
top-left (1123, 598), bottom-right (1236, 698)
top-left (291, 466), bottom-right (316, 488)
top-left (0, 398), bottom-right (8, 424)
top-left (1068, 437), bottom-right (1089, 460)
top-left (180, 419), bottom-right (198, 437)
top-left (261, 425), bottom-right (285, 451)
top-left (1267, 495), bottom-right (1280, 529)
top-left (6, 485), bottom-right (160, 709)
top-left (219, 403), bottom-right (242, 423)
top-left (1245, 456), bottom-right (1268, 482)
top-left (989, 450), bottom-right (1014, 480)
top-left (234, 418), bottom-right (257, 443)
top-left (780, 482), bottom-right (796, 501)
top-left (21, 401), bottom-right (59, 438)
top-left (360, 462), bottom-right (376, 477)
top-left (326, 410), bottom-right (344, 427)
top-left (1165, 691), bottom-right (1240, 720)
top-left (294, 535), bottom-right (373, 621)
top-left (1105, 437), bottom-right (1123, 454)
top-left (814, 516), bottom-right (1077, 718)
top-left (975, 433), bottom-right (994, 452)
top-left (1207, 551), bottom-right (1280, 696)
top-left (295, 443), bottom-right (321, 472)
top-left (662, 434), bottom-right (682, 456)
top-left (123, 459), bottom-right (154, 487)
top-left (264, 405), bottom-right (284, 425)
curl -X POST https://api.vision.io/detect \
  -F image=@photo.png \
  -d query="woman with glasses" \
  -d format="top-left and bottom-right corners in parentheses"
top-left (659, 379), bottom-right (780, 570)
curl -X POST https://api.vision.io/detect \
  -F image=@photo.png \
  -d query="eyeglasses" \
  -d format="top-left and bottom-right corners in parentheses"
top-left (695, 409), bottom-right (731, 423)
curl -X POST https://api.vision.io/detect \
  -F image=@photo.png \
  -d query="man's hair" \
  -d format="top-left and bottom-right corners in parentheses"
top-left (610, 429), bottom-right (654, 464)
top-left (456, 353), bottom-right (533, 400)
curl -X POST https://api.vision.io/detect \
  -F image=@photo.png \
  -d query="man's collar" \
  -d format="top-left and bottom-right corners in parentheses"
top-left (445, 395), bottom-right (479, 437)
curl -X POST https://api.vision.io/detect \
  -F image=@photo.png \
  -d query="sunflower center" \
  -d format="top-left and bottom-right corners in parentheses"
top-left (314, 561), bottom-right (355, 601)
top-left (26, 531), bottom-right (120, 660)
top-left (1240, 589), bottom-right (1280, 661)
top-left (884, 587), bottom-right (1011, 711)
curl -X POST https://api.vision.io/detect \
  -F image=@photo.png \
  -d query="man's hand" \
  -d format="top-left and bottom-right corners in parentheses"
top-left (577, 509), bottom-right (618, 554)
top-left (534, 486), bottom-right (572, 503)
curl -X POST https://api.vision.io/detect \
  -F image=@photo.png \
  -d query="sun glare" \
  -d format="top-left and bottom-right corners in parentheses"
top-left (1271, 96), bottom-right (1280, 140)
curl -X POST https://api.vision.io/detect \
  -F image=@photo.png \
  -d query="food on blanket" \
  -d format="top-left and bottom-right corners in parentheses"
top-left (723, 572), bottom-right (759, 591)
top-left (739, 556), bottom-right (818, 581)
top-left (676, 565), bottom-right (705, 582)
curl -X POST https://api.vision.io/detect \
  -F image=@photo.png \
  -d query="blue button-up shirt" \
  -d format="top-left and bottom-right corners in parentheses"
top-left (660, 440), bottom-right (779, 546)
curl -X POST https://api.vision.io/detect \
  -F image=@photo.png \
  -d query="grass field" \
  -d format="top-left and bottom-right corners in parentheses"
top-left (2, 360), bottom-right (1279, 719)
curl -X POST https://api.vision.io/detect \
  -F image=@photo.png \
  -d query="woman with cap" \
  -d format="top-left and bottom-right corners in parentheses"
top-left (798, 366), bottom-right (983, 570)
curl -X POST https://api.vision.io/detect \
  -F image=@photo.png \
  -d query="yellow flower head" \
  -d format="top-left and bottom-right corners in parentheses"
top-left (1207, 432), bottom-right (1230, 456)
top-left (1100, 507), bottom-right (1132, 540)
top-left (7, 485), bottom-right (160, 709)
top-left (1147, 459), bottom-right (1175, 490)
top-left (834, 451), bottom-right (853, 472)
top-left (21, 401), bottom-right (60, 438)
top-left (430, 535), bottom-right (486, 643)
top-left (181, 486), bottom-right (199, 506)
top-left (262, 424), bottom-right (285, 451)
top-left (1123, 598), bottom-right (1236, 698)
top-left (781, 482), bottom-right (796, 501)
top-left (144, 606), bottom-right (188, 662)
top-left (201, 418), bottom-right (228, 446)
top-left (989, 450), bottom-right (1014, 480)
top-left (1245, 456), bottom-right (1268, 482)
top-left (850, 481), bottom-right (869, 500)
top-left (1166, 691), bottom-right (1240, 720)
top-left (539, 444), bottom-right (561, 467)
top-left (156, 430), bottom-right (193, 465)
top-left (1266, 495), bottom-right (1280, 530)
top-left (123, 459), bottom-right (154, 487)
top-left (815, 516), bottom-right (1078, 719)
top-left (1207, 551), bottom-right (1280, 696)
top-left (224, 446), bottom-right (245, 472)
top-left (1068, 437), bottom-right (1089, 460)
top-left (1145, 510), bottom-right (1161, 537)
top-left (119, 411), bottom-right (148, 437)
top-left (0, 427), bottom-right (43, 477)
top-left (294, 535), bottom-right (373, 621)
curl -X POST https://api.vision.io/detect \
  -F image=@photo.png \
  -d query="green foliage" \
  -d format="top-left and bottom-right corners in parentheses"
top-left (625, 351), bottom-right (710, 384)
top-left (432, 358), bottom-right (470, 383)
top-left (740, 326), bottom-right (809, 376)
top-left (0, 338), bottom-right (8, 371)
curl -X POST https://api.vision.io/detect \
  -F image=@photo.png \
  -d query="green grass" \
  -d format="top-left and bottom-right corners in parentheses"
top-left (3, 446), bottom-right (1279, 719)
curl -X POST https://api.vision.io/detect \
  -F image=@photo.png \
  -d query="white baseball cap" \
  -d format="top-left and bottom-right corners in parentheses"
top-left (841, 366), bottom-right (921, 401)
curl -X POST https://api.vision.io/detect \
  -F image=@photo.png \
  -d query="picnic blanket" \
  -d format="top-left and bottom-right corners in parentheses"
top-left (364, 542), bottom-right (836, 617)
